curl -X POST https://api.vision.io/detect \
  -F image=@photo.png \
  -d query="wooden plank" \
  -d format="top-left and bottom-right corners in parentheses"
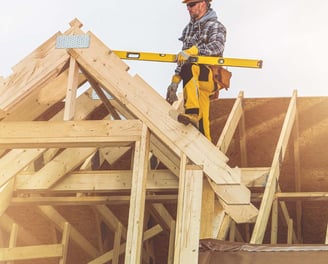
top-left (64, 57), bottom-right (80, 120)
top-left (216, 213), bottom-right (231, 240)
top-left (326, 224), bottom-right (328, 244)
top-left (276, 192), bottom-right (328, 201)
top-left (0, 179), bottom-right (15, 215)
top-left (16, 169), bottom-right (178, 192)
top-left (22, 148), bottom-right (97, 189)
top-left (100, 147), bottom-right (131, 165)
top-left (81, 68), bottom-right (121, 120)
top-left (0, 214), bottom-right (41, 246)
top-left (125, 124), bottom-right (150, 264)
top-left (238, 91), bottom-right (248, 166)
top-left (216, 92), bottom-right (243, 153)
top-left (7, 223), bottom-right (18, 264)
top-left (212, 200), bottom-right (225, 239)
top-left (150, 134), bottom-right (180, 177)
top-left (87, 225), bottom-right (162, 264)
top-left (95, 205), bottom-right (127, 240)
top-left (250, 91), bottom-right (297, 244)
top-left (200, 178), bottom-right (214, 238)
top-left (287, 218), bottom-right (293, 245)
top-left (149, 204), bottom-right (174, 231)
top-left (0, 44), bottom-right (70, 111)
top-left (219, 200), bottom-right (258, 224)
top-left (174, 158), bottom-right (203, 264)
top-left (2, 71), bottom-right (86, 122)
top-left (59, 222), bottom-right (70, 264)
top-left (0, 149), bottom-right (44, 188)
top-left (210, 181), bottom-right (251, 205)
top-left (278, 194), bottom-right (299, 244)
top-left (11, 194), bottom-right (178, 206)
top-left (167, 220), bottom-right (176, 264)
top-left (293, 109), bottom-right (302, 242)
top-left (67, 32), bottom-right (240, 185)
top-left (0, 92), bottom-right (102, 189)
top-left (241, 167), bottom-right (270, 187)
top-left (38, 206), bottom-right (99, 258)
top-left (270, 199), bottom-right (278, 244)
top-left (112, 223), bottom-right (122, 264)
top-left (229, 221), bottom-right (236, 241)
top-left (0, 120), bottom-right (142, 148)
top-left (0, 244), bottom-right (63, 261)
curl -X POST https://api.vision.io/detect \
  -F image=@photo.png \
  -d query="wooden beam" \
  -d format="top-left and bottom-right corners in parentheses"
top-left (37, 206), bottom-right (99, 258)
top-left (216, 213), bottom-right (231, 240)
top-left (95, 205), bottom-right (127, 240)
top-left (0, 149), bottom-right (44, 188)
top-left (81, 68), bottom-right (121, 120)
top-left (0, 214), bottom-right (41, 246)
top-left (167, 220), bottom-right (176, 264)
top-left (68, 32), bottom-right (239, 185)
top-left (276, 192), bottom-right (328, 201)
top-left (174, 154), bottom-right (203, 264)
top-left (271, 199), bottom-right (278, 244)
top-left (0, 244), bottom-right (63, 261)
top-left (287, 218), bottom-right (293, 245)
top-left (112, 222), bottom-right (122, 264)
top-left (216, 91), bottom-right (243, 153)
top-left (293, 108), bottom-right (302, 242)
top-left (238, 91), bottom-right (248, 166)
top-left (212, 200), bottom-right (225, 239)
top-left (64, 57), bottom-right (80, 120)
top-left (125, 124), bottom-right (150, 263)
top-left (21, 147), bottom-right (97, 190)
top-left (16, 169), bottom-right (177, 192)
top-left (200, 178), bottom-right (215, 238)
top-left (241, 167), bottom-right (270, 187)
top-left (7, 223), bottom-right (18, 264)
top-left (11, 194), bottom-right (178, 206)
top-left (218, 200), bottom-right (258, 224)
top-left (87, 225), bottom-right (163, 264)
top-left (0, 179), bottom-right (15, 216)
top-left (149, 204), bottom-right (174, 231)
top-left (0, 120), bottom-right (142, 148)
top-left (0, 33), bottom-right (70, 111)
top-left (0, 92), bottom-right (102, 190)
top-left (59, 222), bottom-right (70, 264)
top-left (250, 91), bottom-right (297, 244)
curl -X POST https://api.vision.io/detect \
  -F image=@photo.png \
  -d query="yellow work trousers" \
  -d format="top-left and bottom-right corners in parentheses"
top-left (180, 63), bottom-right (216, 141)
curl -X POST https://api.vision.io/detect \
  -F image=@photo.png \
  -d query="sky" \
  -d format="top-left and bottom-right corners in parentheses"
top-left (1, 0), bottom-right (328, 99)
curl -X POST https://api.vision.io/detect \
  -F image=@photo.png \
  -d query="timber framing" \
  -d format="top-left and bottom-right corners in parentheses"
top-left (0, 18), bottom-right (328, 263)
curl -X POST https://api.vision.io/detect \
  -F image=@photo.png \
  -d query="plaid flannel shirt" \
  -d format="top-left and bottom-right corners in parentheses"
top-left (175, 9), bottom-right (226, 74)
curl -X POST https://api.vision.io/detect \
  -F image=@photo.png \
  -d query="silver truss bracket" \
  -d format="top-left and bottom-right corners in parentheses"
top-left (56, 35), bottom-right (90, 49)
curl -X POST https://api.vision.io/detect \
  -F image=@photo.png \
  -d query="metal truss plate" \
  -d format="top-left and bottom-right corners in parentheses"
top-left (56, 35), bottom-right (90, 49)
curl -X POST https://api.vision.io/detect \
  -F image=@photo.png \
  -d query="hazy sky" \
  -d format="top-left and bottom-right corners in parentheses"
top-left (1, 0), bottom-right (328, 98)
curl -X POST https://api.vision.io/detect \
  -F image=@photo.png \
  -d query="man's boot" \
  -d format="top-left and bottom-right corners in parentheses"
top-left (177, 113), bottom-right (200, 128)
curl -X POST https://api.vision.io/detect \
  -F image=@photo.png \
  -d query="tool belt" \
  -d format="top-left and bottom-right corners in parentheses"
top-left (210, 65), bottom-right (232, 90)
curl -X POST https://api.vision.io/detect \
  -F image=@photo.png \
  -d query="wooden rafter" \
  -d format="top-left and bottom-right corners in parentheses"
top-left (250, 91), bottom-right (298, 244)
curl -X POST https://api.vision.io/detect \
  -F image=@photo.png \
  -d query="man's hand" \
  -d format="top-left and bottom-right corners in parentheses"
top-left (166, 75), bottom-right (181, 104)
top-left (177, 45), bottom-right (198, 66)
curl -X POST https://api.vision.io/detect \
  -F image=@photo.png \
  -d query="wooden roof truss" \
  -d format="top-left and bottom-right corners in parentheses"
top-left (0, 18), bottom-right (326, 263)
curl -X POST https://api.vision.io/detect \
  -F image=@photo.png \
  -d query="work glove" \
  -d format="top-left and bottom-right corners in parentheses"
top-left (176, 45), bottom-right (198, 66)
top-left (166, 74), bottom-right (181, 104)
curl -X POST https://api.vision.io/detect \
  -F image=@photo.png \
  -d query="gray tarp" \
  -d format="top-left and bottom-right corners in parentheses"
top-left (199, 239), bottom-right (328, 264)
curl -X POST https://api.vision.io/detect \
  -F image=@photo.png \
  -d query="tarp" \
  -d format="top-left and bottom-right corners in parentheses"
top-left (199, 239), bottom-right (328, 264)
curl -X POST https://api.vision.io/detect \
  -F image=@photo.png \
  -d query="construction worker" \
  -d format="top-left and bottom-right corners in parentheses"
top-left (166, 0), bottom-right (226, 141)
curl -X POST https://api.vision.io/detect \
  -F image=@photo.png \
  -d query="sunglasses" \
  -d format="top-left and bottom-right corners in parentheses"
top-left (187, 1), bottom-right (203, 8)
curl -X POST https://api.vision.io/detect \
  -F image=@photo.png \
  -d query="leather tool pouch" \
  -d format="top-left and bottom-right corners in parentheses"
top-left (210, 66), bottom-right (232, 90)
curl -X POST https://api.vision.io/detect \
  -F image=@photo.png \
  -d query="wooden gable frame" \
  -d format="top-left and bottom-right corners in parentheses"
top-left (1, 18), bottom-right (325, 263)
